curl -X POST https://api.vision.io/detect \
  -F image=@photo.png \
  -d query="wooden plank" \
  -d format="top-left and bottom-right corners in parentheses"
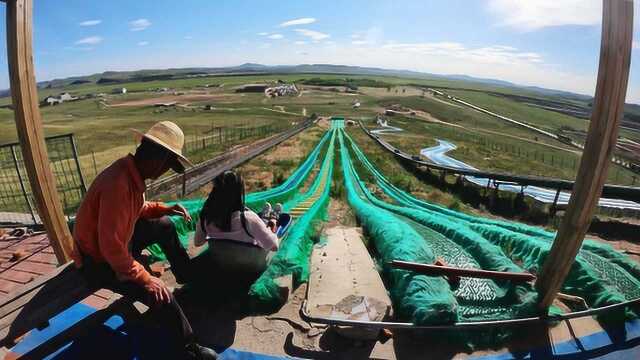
top-left (16, 296), bottom-right (134, 360)
top-left (536, 0), bottom-right (634, 310)
top-left (390, 260), bottom-right (536, 282)
top-left (6, 0), bottom-right (73, 263)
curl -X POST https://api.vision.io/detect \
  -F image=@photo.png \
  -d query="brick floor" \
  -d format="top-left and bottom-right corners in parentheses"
top-left (0, 232), bottom-right (57, 297)
top-left (0, 232), bottom-right (125, 315)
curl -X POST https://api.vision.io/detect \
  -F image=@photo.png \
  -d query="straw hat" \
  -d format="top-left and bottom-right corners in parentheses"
top-left (132, 121), bottom-right (193, 168)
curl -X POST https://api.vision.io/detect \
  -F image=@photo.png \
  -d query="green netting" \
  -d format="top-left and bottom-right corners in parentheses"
top-left (338, 130), bottom-right (458, 324)
top-left (248, 126), bottom-right (337, 308)
top-left (245, 130), bottom-right (332, 210)
top-left (341, 129), bottom-right (640, 322)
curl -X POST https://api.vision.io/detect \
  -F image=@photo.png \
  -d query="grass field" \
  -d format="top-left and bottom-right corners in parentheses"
top-left (0, 72), bottom-right (637, 195)
top-left (367, 114), bottom-right (637, 186)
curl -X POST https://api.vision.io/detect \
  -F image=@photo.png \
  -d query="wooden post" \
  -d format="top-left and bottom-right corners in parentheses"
top-left (536, 0), bottom-right (633, 311)
top-left (6, 0), bottom-right (73, 263)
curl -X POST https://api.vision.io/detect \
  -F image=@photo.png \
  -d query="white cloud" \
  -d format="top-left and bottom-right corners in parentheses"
top-left (268, 34), bottom-right (284, 40)
top-left (184, 36), bottom-right (193, 40)
top-left (295, 41), bottom-right (307, 45)
top-left (75, 36), bottom-right (103, 45)
top-left (129, 18), bottom-right (151, 31)
top-left (259, 43), bottom-right (272, 49)
top-left (257, 32), bottom-right (269, 36)
top-left (381, 42), bottom-right (546, 67)
top-left (138, 41), bottom-right (149, 46)
top-left (349, 27), bottom-right (383, 46)
top-left (79, 19), bottom-right (101, 26)
top-left (487, 0), bottom-right (601, 31)
top-left (294, 29), bottom-right (330, 41)
top-left (633, 41), bottom-right (640, 50)
top-left (279, 18), bottom-right (316, 27)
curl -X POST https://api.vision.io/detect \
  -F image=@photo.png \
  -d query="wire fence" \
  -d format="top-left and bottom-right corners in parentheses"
top-left (0, 134), bottom-right (86, 225)
top-left (183, 124), bottom-right (277, 156)
top-left (429, 126), bottom-right (638, 186)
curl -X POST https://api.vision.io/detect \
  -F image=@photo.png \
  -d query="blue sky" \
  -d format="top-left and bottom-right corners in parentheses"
top-left (0, 0), bottom-right (639, 102)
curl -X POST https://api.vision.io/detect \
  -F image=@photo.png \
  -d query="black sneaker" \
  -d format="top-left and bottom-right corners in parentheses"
top-left (185, 343), bottom-right (218, 360)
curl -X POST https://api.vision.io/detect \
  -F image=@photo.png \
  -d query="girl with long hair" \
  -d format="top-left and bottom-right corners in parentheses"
top-left (194, 171), bottom-right (278, 273)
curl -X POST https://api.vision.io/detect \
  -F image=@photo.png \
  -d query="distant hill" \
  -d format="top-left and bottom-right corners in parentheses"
top-left (32, 62), bottom-right (597, 100)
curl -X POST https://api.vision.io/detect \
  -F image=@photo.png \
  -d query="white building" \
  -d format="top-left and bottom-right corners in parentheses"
top-left (41, 92), bottom-right (78, 106)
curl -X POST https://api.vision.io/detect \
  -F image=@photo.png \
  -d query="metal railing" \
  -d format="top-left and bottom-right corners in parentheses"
top-left (0, 134), bottom-right (86, 225)
top-left (360, 121), bottom-right (640, 203)
top-left (146, 118), bottom-right (316, 198)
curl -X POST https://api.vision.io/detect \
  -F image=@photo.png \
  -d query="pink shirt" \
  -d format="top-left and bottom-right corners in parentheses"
top-left (194, 210), bottom-right (279, 251)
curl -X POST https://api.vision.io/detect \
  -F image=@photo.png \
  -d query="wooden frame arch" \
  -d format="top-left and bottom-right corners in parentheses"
top-left (2, 0), bottom-right (635, 314)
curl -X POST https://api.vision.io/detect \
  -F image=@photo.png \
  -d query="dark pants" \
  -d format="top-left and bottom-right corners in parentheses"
top-left (79, 217), bottom-right (194, 346)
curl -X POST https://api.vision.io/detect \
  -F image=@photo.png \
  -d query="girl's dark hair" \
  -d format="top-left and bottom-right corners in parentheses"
top-left (200, 170), bottom-right (252, 237)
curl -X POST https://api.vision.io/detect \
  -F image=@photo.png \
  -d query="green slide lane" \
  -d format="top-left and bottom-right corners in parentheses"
top-left (249, 125), bottom-right (337, 307)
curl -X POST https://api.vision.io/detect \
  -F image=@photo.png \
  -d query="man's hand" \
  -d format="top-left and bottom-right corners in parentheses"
top-left (169, 204), bottom-right (191, 222)
top-left (144, 276), bottom-right (172, 306)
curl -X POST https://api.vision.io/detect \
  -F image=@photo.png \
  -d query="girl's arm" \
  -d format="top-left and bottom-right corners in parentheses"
top-left (248, 212), bottom-right (279, 251)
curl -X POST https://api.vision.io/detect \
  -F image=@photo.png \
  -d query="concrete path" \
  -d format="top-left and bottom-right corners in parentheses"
top-left (307, 226), bottom-right (391, 327)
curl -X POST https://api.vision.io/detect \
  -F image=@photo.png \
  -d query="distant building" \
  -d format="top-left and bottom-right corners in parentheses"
top-left (264, 83), bottom-right (298, 97)
top-left (153, 101), bottom-right (177, 108)
top-left (236, 84), bottom-right (269, 93)
top-left (40, 92), bottom-right (78, 106)
top-left (42, 96), bottom-right (62, 106)
top-left (112, 87), bottom-right (127, 94)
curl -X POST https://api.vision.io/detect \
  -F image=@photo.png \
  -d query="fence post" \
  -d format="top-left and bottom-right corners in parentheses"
top-left (91, 150), bottom-right (98, 177)
top-left (10, 144), bottom-right (37, 224)
top-left (69, 134), bottom-right (87, 194)
top-left (181, 173), bottom-right (186, 197)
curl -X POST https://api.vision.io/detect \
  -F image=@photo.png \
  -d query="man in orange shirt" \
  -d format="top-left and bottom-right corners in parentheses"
top-left (73, 121), bottom-right (217, 359)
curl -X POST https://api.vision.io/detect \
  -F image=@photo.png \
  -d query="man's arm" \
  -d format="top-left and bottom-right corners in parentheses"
top-left (98, 191), bottom-right (151, 286)
top-left (140, 201), bottom-right (173, 219)
top-left (141, 202), bottom-right (191, 222)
